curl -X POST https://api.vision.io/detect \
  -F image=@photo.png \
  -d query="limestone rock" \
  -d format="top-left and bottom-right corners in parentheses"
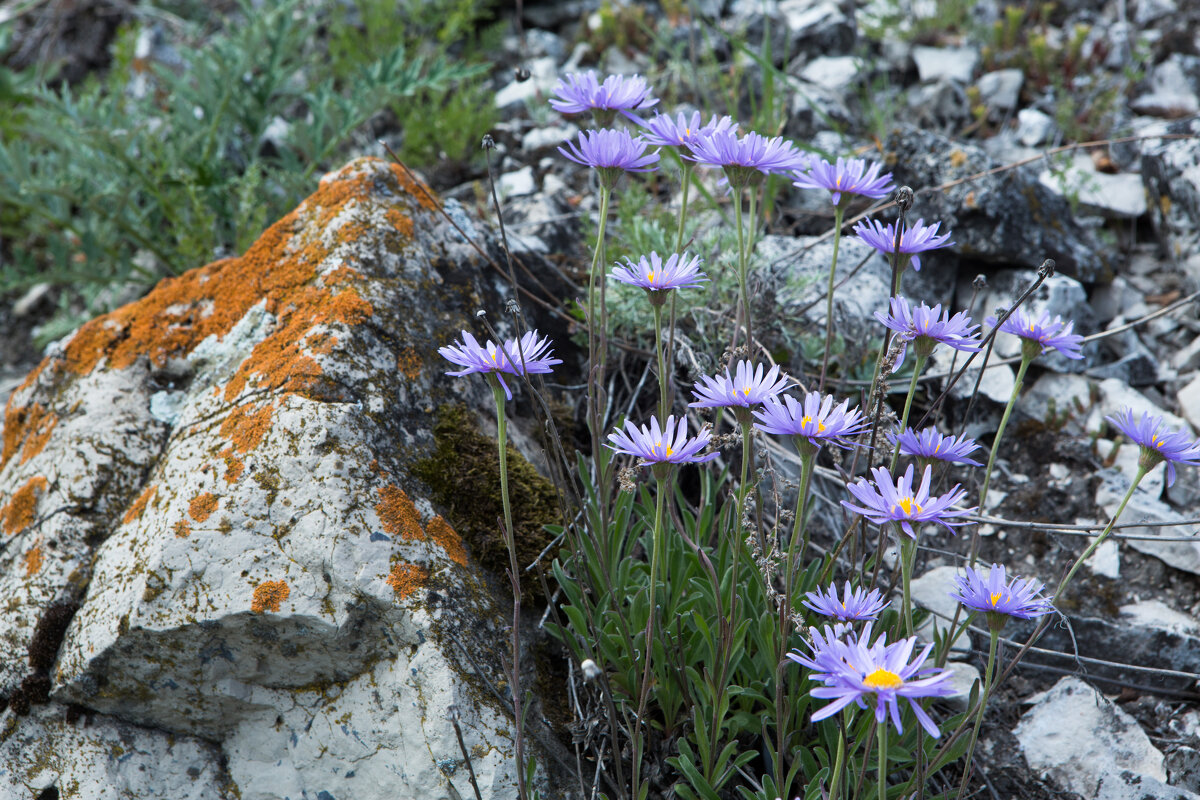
top-left (0, 158), bottom-right (569, 800)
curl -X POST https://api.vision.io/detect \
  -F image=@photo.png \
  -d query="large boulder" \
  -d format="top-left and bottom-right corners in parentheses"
top-left (0, 158), bottom-right (569, 800)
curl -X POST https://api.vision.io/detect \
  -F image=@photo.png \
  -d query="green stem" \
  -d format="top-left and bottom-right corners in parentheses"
top-left (819, 206), bottom-right (845, 392)
top-left (900, 534), bottom-right (916, 637)
top-left (890, 353), bottom-right (927, 471)
top-left (586, 187), bottom-right (612, 458)
top-left (1054, 466), bottom-right (1146, 602)
top-left (733, 189), bottom-right (751, 350)
top-left (634, 470), bottom-right (670, 797)
top-left (653, 303), bottom-right (668, 421)
top-left (976, 353), bottom-right (1031, 528)
top-left (788, 450), bottom-right (817, 585)
top-left (830, 715), bottom-right (847, 800)
top-left (956, 627), bottom-right (998, 800)
top-left (746, 187), bottom-right (758, 348)
top-left (675, 164), bottom-right (693, 254)
top-left (878, 717), bottom-right (888, 800)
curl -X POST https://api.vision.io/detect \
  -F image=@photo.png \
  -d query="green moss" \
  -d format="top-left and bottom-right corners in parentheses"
top-left (412, 404), bottom-right (559, 600)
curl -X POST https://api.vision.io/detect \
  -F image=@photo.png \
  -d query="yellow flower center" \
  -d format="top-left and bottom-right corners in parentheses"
top-left (990, 592), bottom-right (1003, 607)
top-left (800, 415), bottom-right (826, 432)
top-left (895, 497), bottom-right (922, 516)
top-left (742, 387), bottom-right (751, 396)
top-left (863, 668), bottom-right (903, 690)
top-left (647, 272), bottom-right (656, 284)
top-left (654, 441), bottom-right (673, 457)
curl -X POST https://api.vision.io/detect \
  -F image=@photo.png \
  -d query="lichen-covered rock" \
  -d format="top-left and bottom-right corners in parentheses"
top-left (884, 126), bottom-right (1114, 283)
top-left (0, 158), bottom-right (568, 800)
top-left (1142, 118), bottom-right (1200, 263)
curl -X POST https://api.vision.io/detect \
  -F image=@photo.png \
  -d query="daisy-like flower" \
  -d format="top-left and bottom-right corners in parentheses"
top-left (689, 360), bottom-right (789, 413)
top-left (1106, 407), bottom-right (1200, 487)
top-left (787, 624), bottom-right (858, 676)
top-left (792, 156), bottom-right (894, 207)
top-left (549, 71), bottom-right (659, 125)
top-left (797, 628), bottom-right (954, 736)
top-left (607, 414), bottom-right (719, 465)
top-left (558, 129), bottom-right (660, 188)
top-left (685, 128), bottom-right (809, 187)
top-left (875, 296), bottom-right (981, 368)
top-left (610, 251), bottom-right (707, 303)
top-left (842, 465), bottom-right (975, 539)
top-left (753, 391), bottom-right (868, 455)
top-left (952, 563), bottom-right (1054, 630)
top-left (641, 110), bottom-right (735, 154)
top-left (854, 218), bottom-right (955, 272)
top-left (439, 330), bottom-right (562, 400)
top-left (985, 307), bottom-right (1084, 361)
top-left (804, 581), bottom-right (890, 622)
top-left (888, 427), bottom-right (983, 467)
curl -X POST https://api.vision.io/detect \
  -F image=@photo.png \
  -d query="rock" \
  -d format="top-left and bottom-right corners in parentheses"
top-left (884, 126), bottom-right (1113, 282)
top-left (0, 158), bottom-right (570, 799)
top-left (1132, 55), bottom-right (1200, 118)
top-left (1119, 600), bottom-right (1200, 636)
top-left (1180, 375), bottom-right (1200, 433)
top-left (975, 69), bottom-right (1024, 113)
top-left (1016, 108), bottom-right (1056, 146)
top-left (521, 123), bottom-right (578, 153)
top-left (779, 0), bottom-right (856, 59)
top-left (1038, 156), bottom-right (1148, 219)
top-left (942, 661), bottom-right (981, 713)
top-left (1021, 372), bottom-right (1095, 423)
top-left (912, 45), bottom-right (979, 84)
top-left (1091, 378), bottom-right (1189, 435)
top-left (494, 56), bottom-right (559, 111)
top-left (906, 79), bottom-right (971, 131)
top-left (785, 77), bottom-right (856, 139)
top-left (1016, 676), bottom-right (1169, 798)
top-left (0, 703), bottom-right (232, 798)
top-left (1136, 0), bottom-right (1177, 25)
top-left (1097, 771), bottom-right (1200, 800)
top-left (518, 28), bottom-right (567, 62)
top-left (799, 55), bottom-right (863, 92)
top-left (12, 284), bottom-right (53, 318)
top-left (1143, 118), bottom-right (1200, 261)
top-left (1097, 473), bottom-right (1200, 576)
top-left (908, 565), bottom-right (970, 656)
top-left (1086, 537), bottom-right (1121, 579)
top-left (498, 165), bottom-right (537, 199)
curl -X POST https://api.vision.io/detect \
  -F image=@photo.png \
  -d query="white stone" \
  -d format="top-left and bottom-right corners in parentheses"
top-left (1109, 436), bottom-right (1166, 498)
top-left (498, 166), bottom-right (536, 199)
top-left (1038, 156), bottom-right (1148, 219)
top-left (1131, 56), bottom-right (1200, 117)
top-left (1093, 378), bottom-right (1189, 435)
top-left (942, 661), bottom-right (982, 713)
top-left (1085, 537), bottom-right (1121, 579)
top-left (912, 45), bottom-right (979, 84)
top-left (0, 704), bottom-right (228, 799)
top-left (1017, 108), bottom-right (1056, 146)
top-left (494, 57), bottom-right (559, 110)
top-left (909, 565), bottom-right (971, 656)
top-left (1097, 771), bottom-right (1200, 800)
top-left (799, 56), bottom-right (863, 92)
top-left (949, 361), bottom-right (1015, 407)
top-left (522, 124), bottom-right (577, 152)
top-left (1021, 372), bottom-right (1094, 423)
top-left (1119, 599), bottom-right (1200, 636)
top-left (1178, 373), bottom-right (1200, 432)
top-left (975, 69), bottom-right (1024, 111)
top-left (1097, 474), bottom-right (1200, 576)
top-left (1016, 676), bottom-right (1167, 798)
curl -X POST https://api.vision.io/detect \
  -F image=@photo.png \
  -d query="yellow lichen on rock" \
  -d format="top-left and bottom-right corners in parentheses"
top-left (0, 402), bottom-right (58, 471)
top-left (385, 562), bottom-right (428, 600)
top-left (375, 485), bottom-right (426, 542)
top-left (123, 485), bottom-right (158, 525)
top-left (23, 544), bottom-right (43, 577)
top-left (426, 515), bottom-right (468, 567)
top-left (251, 579), bottom-right (290, 613)
top-left (189, 492), bottom-right (219, 523)
top-left (1, 475), bottom-right (48, 535)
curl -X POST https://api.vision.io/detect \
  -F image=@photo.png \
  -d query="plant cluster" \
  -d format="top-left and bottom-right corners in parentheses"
top-left (433, 66), bottom-right (1200, 800)
top-left (0, 0), bottom-right (497, 341)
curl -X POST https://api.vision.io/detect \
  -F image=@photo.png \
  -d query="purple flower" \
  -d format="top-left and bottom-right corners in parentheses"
top-left (952, 563), bottom-right (1054, 625)
top-left (549, 71), bottom-right (658, 124)
top-left (607, 414), bottom-right (719, 465)
top-left (796, 628), bottom-right (954, 736)
top-left (792, 156), bottom-right (894, 207)
top-left (804, 581), bottom-right (890, 622)
top-left (685, 128), bottom-right (809, 187)
top-left (854, 218), bottom-right (954, 271)
top-left (558, 129), bottom-right (660, 188)
top-left (788, 624), bottom-right (859, 675)
top-left (439, 330), bottom-right (562, 400)
top-left (888, 427), bottom-right (983, 467)
top-left (842, 465), bottom-right (975, 539)
top-left (753, 392), bottom-right (868, 455)
top-left (641, 111), bottom-right (735, 153)
top-left (689, 360), bottom-right (789, 410)
top-left (875, 296), bottom-right (981, 368)
top-left (610, 251), bottom-right (707, 296)
top-left (985, 307), bottom-right (1084, 360)
top-left (1106, 407), bottom-right (1200, 487)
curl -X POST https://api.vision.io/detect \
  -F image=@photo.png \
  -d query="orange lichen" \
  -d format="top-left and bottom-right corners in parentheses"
top-left (384, 206), bottom-right (414, 238)
top-left (396, 348), bottom-right (423, 381)
top-left (219, 402), bottom-right (275, 454)
top-left (23, 545), bottom-right (43, 577)
top-left (173, 519), bottom-right (191, 538)
top-left (189, 492), bottom-right (219, 522)
top-left (2, 476), bottom-right (48, 535)
top-left (220, 449), bottom-right (245, 483)
top-left (375, 485), bottom-right (426, 542)
top-left (426, 515), bottom-right (468, 567)
top-left (323, 266), bottom-right (363, 286)
top-left (58, 160), bottom-right (412, 379)
top-left (1, 402), bottom-right (58, 471)
top-left (123, 485), bottom-right (158, 525)
top-left (251, 579), bottom-right (290, 613)
top-left (385, 562), bottom-right (428, 600)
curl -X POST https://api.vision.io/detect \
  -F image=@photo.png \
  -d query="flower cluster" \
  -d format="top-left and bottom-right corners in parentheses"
top-left (855, 218), bottom-right (954, 271)
top-left (439, 330), bottom-right (562, 400)
top-left (986, 307), bottom-right (1084, 360)
top-left (550, 71), bottom-right (658, 124)
top-left (608, 414), bottom-right (719, 466)
top-left (876, 296), bottom-right (981, 368)
top-left (685, 128), bottom-right (809, 187)
top-left (889, 427), bottom-right (983, 467)
top-left (753, 391), bottom-right (867, 455)
top-left (789, 626), bottom-right (954, 736)
top-left (793, 156), bottom-right (894, 207)
top-left (641, 110), bottom-right (735, 153)
top-left (952, 563), bottom-right (1054, 627)
top-left (804, 581), bottom-right (890, 622)
top-left (558, 128), bottom-right (659, 188)
top-left (610, 251), bottom-right (707, 298)
top-left (1106, 407), bottom-right (1200, 486)
top-left (690, 360), bottom-right (789, 411)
